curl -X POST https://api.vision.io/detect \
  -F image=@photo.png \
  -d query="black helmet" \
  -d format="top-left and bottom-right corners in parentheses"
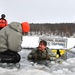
top-left (1, 14), bottom-right (6, 18)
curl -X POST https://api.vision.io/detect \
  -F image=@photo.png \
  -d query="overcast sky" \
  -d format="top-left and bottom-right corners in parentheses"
top-left (0, 0), bottom-right (75, 23)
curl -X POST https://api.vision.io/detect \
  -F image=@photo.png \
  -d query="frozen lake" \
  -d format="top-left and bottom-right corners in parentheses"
top-left (0, 49), bottom-right (75, 75)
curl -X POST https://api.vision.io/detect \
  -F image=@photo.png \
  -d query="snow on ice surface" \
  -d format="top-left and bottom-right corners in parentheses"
top-left (0, 36), bottom-right (75, 75)
top-left (1, 49), bottom-right (75, 75)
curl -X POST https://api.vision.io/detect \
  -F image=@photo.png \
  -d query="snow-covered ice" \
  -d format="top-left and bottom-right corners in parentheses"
top-left (0, 36), bottom-right (75, 75)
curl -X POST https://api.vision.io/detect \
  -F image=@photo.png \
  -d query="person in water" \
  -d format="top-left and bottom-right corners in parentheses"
top-left (27, 40), bottom-right (56, 62)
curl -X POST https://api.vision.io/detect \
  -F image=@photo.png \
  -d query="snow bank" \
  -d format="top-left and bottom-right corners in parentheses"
top-left (67, 38), bottom-right (75, 48)
top-left (21, 36), bottom-right (75, 49)
top-left (21, 36), bottom-right (39, 48)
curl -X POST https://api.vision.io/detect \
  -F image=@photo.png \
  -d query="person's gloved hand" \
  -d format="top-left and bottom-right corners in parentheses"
top-left (56, 54), bottom-right (59, 58)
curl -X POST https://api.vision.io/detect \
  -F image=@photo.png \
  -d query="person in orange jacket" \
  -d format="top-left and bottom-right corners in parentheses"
top-left (0, 14), bottom-right (8, 30)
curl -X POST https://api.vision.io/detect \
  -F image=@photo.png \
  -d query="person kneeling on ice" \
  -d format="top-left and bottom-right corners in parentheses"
top-left (0, 22), bottom-right (30, 63)
top-left (27, 40), bottom-right (56, 62)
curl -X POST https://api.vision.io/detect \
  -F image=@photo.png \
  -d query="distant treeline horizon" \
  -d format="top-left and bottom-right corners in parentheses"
top-left (28, 23), bottom-right (75, 37)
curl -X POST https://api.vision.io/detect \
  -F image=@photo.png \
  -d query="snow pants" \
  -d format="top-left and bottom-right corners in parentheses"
top-left (0, 50), bottom-right (21, 63)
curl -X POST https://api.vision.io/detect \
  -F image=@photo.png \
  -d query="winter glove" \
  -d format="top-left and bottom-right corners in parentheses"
top-left (56, 54), bottom-right (59, 58)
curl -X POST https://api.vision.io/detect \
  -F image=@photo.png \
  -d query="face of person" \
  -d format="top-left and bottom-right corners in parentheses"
top-left (38, 42), bottom-right (46, 52)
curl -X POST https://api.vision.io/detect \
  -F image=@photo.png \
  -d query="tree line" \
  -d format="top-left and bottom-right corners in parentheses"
top-left (28, 23), bottom-right (75, 37)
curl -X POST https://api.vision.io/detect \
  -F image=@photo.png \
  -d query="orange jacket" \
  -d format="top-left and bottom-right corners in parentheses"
top-left (0, 19), bottom-right (8, 28)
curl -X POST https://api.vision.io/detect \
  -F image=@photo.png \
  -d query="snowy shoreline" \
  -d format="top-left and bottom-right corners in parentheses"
top-left (21, 36), bottom-right (75, 49)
